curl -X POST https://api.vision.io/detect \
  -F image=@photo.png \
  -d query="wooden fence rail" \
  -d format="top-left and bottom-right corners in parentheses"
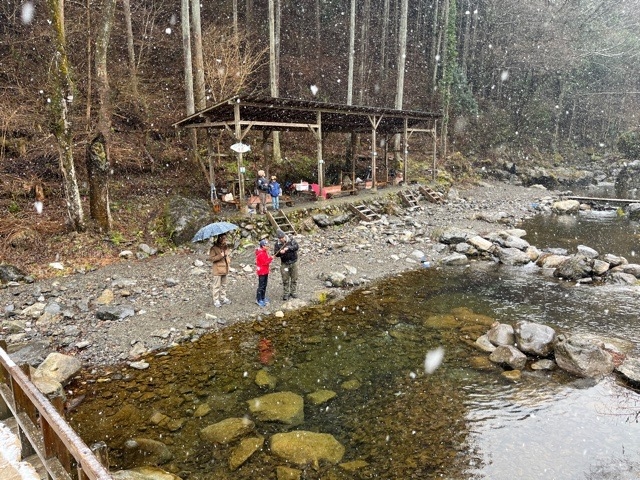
top-left (0, 341), bottom-right (112, 480)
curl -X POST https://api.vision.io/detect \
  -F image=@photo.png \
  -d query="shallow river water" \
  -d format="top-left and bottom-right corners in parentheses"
top-left (68, 213), bottom-right (640, 479)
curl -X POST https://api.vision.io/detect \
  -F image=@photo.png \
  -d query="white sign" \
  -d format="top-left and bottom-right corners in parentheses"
top-left (230, 142), bottom-right (250, 153)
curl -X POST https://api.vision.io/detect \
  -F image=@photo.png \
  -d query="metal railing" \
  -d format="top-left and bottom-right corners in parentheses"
top-left (0, 341), bottom-right (112, 480)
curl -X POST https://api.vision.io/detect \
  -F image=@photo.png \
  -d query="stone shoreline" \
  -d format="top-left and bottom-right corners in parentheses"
top-left (1, 181), bottom-right (554, 368)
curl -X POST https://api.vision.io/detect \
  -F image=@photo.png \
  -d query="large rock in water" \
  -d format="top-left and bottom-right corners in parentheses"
top-left (554, 334), bottom-right (614, 379)
top-left (489, 345), bottom-right (527, 370)
top-left (200, 417), bottom-right (255, 444)
top-left (112, 466), bottom-right (181, 480)
top-left (615, 160), bottom-right (640, 197)
top-left (551, 199), bottom-right (580, 214)
top-left (514, 321), bottom-right (556, 356)
top-left (270, 431), bottom-right (345, 467)
top-left (247, 392), bottom-right (304, 425)
top-left (553, 254), bottom-right (592, 280)
top-left (163, 195), bottom-right (214, 245)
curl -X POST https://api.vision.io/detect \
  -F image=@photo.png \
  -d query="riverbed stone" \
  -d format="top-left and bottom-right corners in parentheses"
top-left (229, 436), bottom-right (264, 471)
top-left (592, 259), bottom-right (610, 276)
top-left (536, 253), bottom-right (570, 269)
top-left (531, 359), bottom-right (556, 371)
top-left (307, 389), bottom-right (337, 405)
top-left (577, 245), bottom-right (599, 259)
top-left (270, 431), bottom-right (345, 467)
top-left (276, 466), bottom-right (302, 480)
top-left (122, 438), bottom-right (173, 468)
top-left (200, 417), bottom-right (255, 444)
top-left (503, 234), bottom-right (530, 251)
top-left (514, 321), bottom-right (556, 356)
top-left (626, 203), bottom-right (640, 220)
top-left (605, 271), bottom-right (637, 285)
top-left (112, 466), bottom-right (182, 480)
top-left (439, 228), bottom-right (476, 244)
top-left (603, 253), bottom-right (627, 267)
top-left (554, 333), bottom-right (614, 379)
top-left (474, 334), bottom-right (496, 353)
top-left (494, 246), bottom-right (531, 265)
top-left (440, 253), bottom-right (469, 265)
top-left (255, 369), bottom-right (278, 389)
top-left (487, 323), bottom-right (515, 346)
top-left (552, 199), bottom-right (580, 213)
top-left (467, 235), bottom-right (494, 252)
top-left (489, 345), bottom-right (527, 370)
top-left (247, 392), bottom-right (304, 425)
top-left (620, 263), bottom-right (640, 278)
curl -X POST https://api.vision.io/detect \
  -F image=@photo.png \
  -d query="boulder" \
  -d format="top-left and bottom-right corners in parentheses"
top-left (270, 431), bottom-right (345, 467)
top-left (0, 264), bottom-right (28, 283)
top-left (605, 271), bottom-right (637, 285)
top-left (474, 334), bottom-right (496, 353)
top-left (96, 306), bottom-right (136, 321)
top-left (438, 228), bottom-right (476, 245)
top-left (502, 234), bottom-right (530, 251)
top-left (620, 264), bottom-right (640, 278)
top-left (553, 254), bottom-right (592, 280)
top-left (33, 352), bottom-right (82, 386)
top-left (536, 253), bottom-right (570, 269)
top-left (8, 341), bottom-right (52, 367)
top-left (467, 235), bottom-right (494, 252)
top-left (616, 357), bottom-right (640, 384)
top-left (554, 334), bottom-right (614, 379)
top-left (577, 245), bottom-right (599, 259)
top-left (494, 246), bottom-right (531, 266)
top-left (247, 392), bottom-right (304, 425)
top-left (487, 323), bottom-right (515, 346)
top-left (626, 203), bottom-right (640, 221)
top-left (440, 253), bottom-right (469, 266)
top-left (164, 195), bottom-right (214, 245)
top-left (591, 259), bottom-right (610, 276)
top-left (514, 321), bottom-right (556, 356)
top-left (489, 345), bottom-right (527, 370)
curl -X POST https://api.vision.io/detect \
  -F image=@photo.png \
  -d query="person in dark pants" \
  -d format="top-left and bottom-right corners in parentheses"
top-left (255, 239), bottom-right (273, 307)
top-left (274, 229), bottom-right (299, 300)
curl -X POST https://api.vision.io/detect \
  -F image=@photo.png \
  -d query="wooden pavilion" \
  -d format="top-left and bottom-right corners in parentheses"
top-left (172, 95), bottom-right (441, 207)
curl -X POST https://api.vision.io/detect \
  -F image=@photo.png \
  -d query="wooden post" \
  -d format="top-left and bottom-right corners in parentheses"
top-left (403, 117), bottom-right (408, 184)
top-left (432, 119), bottom-right (438, 181)
top-left (317, 111), bottom-right (324, 199)
top-left (234, 102), bottom-right (245, 210)
top-left (371, 116), bottom-right (377, 192)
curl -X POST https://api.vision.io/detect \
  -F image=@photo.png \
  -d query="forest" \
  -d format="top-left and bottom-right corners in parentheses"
top-left (1, 0), bottom-right (640, 237)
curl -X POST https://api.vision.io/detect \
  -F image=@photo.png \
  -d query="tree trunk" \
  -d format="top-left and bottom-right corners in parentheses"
top-left (379, 0), bottom-right (390, 84)
top-left (122, 0), bottom-right (138, 96)
top-left (91, 0), bottom-right (116, 231)
top-left (46, 0), bottom-right (85, 232)
top-left (347, 0), bottom-right (355, 105)
top-left (181, 0), bottom-right (194, 116)
top-left (85, 0), bottom-right (92, 130)
top-left (357, 0), bottom-right (371, 105)
top-left (393, 0), bottom-right (408, 166)
top-left (191, 0), bottom-right (206, 111)
top-left (87, 134), bottom-right (111, 231)
top-left (268, 0), bottom-right (282, 163)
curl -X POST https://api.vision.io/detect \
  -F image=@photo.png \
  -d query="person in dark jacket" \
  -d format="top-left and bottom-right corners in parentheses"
top-left (274, 229), bottom-right (299, 300)
top-left (256, 169), bottom-right (269, 214)
top-left (268, 176), bottom-right (281, 211)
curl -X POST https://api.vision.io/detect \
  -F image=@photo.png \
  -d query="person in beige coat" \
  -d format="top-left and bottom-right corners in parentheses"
top-left (209, 234), bottom-right (232, 307)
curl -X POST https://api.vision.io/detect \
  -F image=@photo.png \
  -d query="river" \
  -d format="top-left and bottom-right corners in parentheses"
top-left (67, 211), bottom-right (640, 479)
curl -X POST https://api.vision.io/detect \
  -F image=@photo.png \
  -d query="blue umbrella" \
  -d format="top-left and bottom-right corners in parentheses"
top-left (191, 221), bottom-right (239, 242)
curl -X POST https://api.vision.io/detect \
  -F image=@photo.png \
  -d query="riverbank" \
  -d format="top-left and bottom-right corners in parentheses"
top-left (0, 181), bottom-right (554, 367)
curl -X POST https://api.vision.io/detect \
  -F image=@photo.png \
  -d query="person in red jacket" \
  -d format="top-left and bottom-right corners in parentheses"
top-left (255, 239), bottom-right (273, 307)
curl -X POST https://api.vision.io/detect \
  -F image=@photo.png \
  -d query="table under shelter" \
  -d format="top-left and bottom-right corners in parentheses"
top-left (172, 95), bottom-right (441, 208)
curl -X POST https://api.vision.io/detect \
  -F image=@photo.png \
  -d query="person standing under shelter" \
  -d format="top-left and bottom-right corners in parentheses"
top-left (209, 234), bottom-right (232, 307)
top-left (269, 175), bottom-right (281, 211)
top-left (274, 229), bottom-right (299, 301)
top-left (255, 239), bottom-right (273, 307)
top-left (256, 170), bottom-right (269, 214)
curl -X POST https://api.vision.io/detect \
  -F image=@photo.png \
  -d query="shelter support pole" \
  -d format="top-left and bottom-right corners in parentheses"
top-left (234, 102), bottom-right (245, 210)
top-left (317, 111), bottom-right (324, 199)
top-left (403, 117), bottom-right (408, 184)
top-left (367, 115), bottom-right (382, 192)
top-left (371, 117), bottom-right (377, 192)
top-left (432, 120), bottom-right (438, 181)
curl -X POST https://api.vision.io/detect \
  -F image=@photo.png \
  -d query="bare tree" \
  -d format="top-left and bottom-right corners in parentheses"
top-left (46, 0), bottom-right (85, 232)
top-left (191, 0), bottom-right (206, 111)
top-left (202, 25), bottom-right (267, 102)
top-left (268, 0), bottom-right (282, 163)
top-left (88, 0), bottom-right (116, 232)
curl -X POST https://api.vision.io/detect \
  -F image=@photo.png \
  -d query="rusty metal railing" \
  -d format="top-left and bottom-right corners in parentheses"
top-left (0, 341), bottom-right (112, 480)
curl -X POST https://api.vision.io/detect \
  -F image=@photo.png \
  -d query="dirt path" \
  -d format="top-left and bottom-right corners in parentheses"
top-left (0, 181), bottom-right (554, 367)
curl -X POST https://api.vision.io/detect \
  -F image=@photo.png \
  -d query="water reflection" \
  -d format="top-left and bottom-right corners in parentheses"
top-left (68, 262), bottom-right (640, 479)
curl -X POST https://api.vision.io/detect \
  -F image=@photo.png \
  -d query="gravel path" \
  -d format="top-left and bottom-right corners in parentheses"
top-left (0, 181), bottom-right (555, 367)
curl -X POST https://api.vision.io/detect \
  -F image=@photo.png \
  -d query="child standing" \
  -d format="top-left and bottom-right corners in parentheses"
top-left (269, 176), bottom-right (281, 211)
top-left (255, 239), bottom-right (273, 307)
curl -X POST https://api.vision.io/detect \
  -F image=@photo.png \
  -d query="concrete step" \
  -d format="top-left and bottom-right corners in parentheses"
top-left (0, 420), bottom-right (43, 480)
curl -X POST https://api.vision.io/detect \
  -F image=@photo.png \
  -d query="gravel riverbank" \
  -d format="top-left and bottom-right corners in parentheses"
top-left (0, 181), bottom-right (555, 367)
